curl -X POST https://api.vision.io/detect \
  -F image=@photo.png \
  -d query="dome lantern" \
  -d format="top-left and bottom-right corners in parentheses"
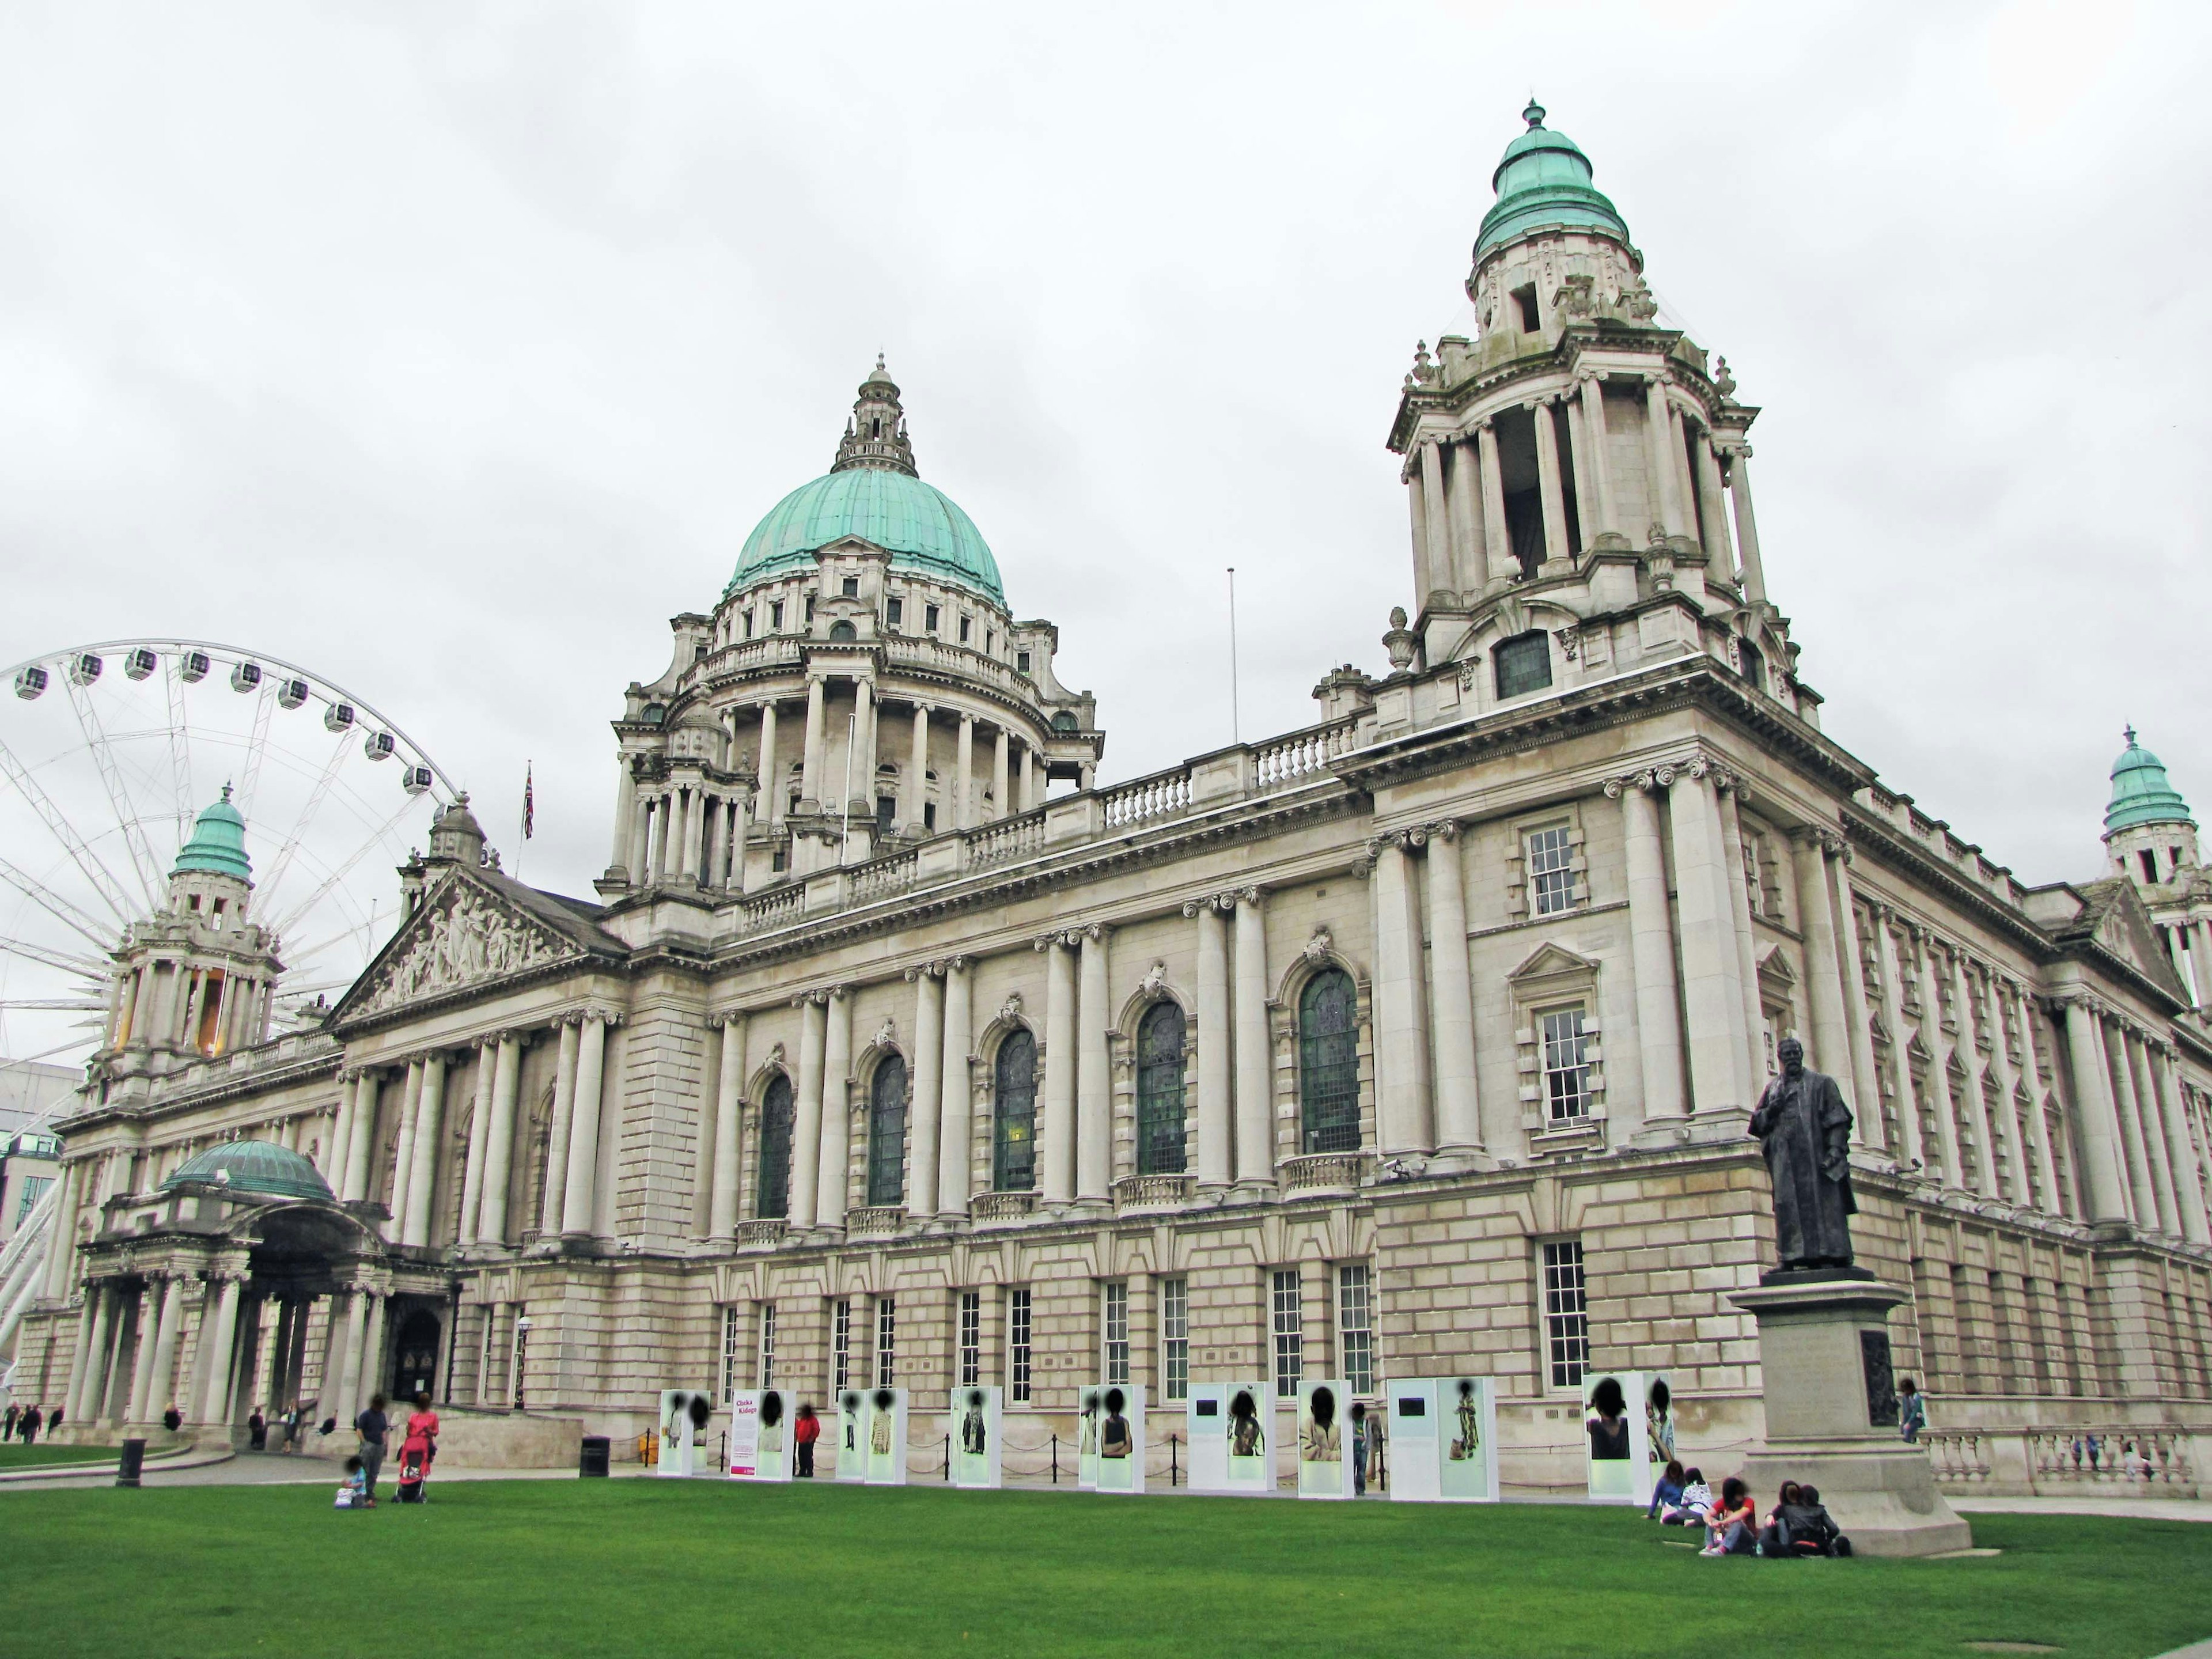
top-left (172, 785), bottom-right (252, 882)
top-left (1472, 98), bottom-right (1636, 269)
top-left (2104, 725), bottom-right (2195, 838)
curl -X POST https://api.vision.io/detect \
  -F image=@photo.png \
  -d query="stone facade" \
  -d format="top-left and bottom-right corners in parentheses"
top-left (12, 104), bottom-right (2211, 1490)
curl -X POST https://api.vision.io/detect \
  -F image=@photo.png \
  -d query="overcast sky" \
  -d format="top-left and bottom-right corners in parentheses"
top-left (3, 0), bottom-right (2207, 911)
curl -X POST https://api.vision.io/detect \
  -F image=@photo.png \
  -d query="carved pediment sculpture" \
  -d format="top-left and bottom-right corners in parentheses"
top-left (354, 876), bottom-right (581, 1016)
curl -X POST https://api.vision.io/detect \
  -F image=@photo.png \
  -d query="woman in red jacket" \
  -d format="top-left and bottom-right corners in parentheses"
top-left (794, 1404), bottom-right (821, 1477)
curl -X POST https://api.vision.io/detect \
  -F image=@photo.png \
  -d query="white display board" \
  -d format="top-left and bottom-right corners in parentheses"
top-left (1076, 1387), bottom-right (1102, 1490)
top-left (948, 1387), bottom-right (1003, 1489)
top-left (865, 1387), bottom-right (908, 1486)
top-left (1093, 1384), bottom-right (1146, 1495)
top-left (1584, 1369), bottom-right (1664, 1505)
top-left (726, 1388), bottom-right (794, 1482)
top-left (1388, 1377), bottom-right (1499, 1503)
top-left (1186, 1382), bottom-right (1274, 1495)
top-left (836, 1389), bottom-right (869, 1483)
top-left (657, 1389), bottom-right (710, 1479)
top-left (1296, 1378), bottom-right (1355, 1499)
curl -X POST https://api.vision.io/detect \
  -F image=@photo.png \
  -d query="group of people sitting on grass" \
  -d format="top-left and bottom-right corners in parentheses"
top-left (1647, 1462), bottom-right (1851, 1558)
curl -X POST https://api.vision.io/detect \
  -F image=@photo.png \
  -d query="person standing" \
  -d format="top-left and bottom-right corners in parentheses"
top-left (248, 1407), bottom-right (267, 1452)
top-left (354, 1394), bottom-right (390, 1502)
top-left (1897, 1378), bottom-right (1926, 1444)
top-left (19, 1403), bottom-right (41, 1446)
top-left (4, 1403), bottom-right (17, 1440)
top-left (794, 1404), bottom-right (820, 1478)
top-left (1349, 1402), bottom-right (1371, 1496)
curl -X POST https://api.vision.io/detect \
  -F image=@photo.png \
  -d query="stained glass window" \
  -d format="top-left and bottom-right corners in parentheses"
top-left (1135, 1002), bottom-right (1187, 1175)
top-left (1298, 968), bottom-right (1359, 1153)
top-left (994, 1030), bottom-right (1037, 1192)
top-left (755, 1073), bottom-right (794, 1219)
top-left (868, 1054), bottom-right (908, 1206)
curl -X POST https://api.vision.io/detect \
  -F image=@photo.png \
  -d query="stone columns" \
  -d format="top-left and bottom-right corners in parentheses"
top-left (939, 959), bottom-right (973, 1211)
top-left (1405, 468), bottom-right (1433, 601)
top-left (1419, 441), bottom-right (1450, 600)
top-left (355, 1291), bottom-right (387, 1409)
top-left (801, 677), bottom-right (830, 812)
top-left (2103, 1020), bottom-right (2160, 1228)
top-left (1476, 421), bottom-right (1516, 584)
top-left (628, 792), bottom-right (652, 885)
top-left (478, 1033), bottom-right (522, 1245)
top-left (2060, 998), bottom-right (2131, 1224)
top-left (1694, 432), bottom-right (1737, 583)
top-left (908, 972), bottom-right (944, 1220)
top-left (853, 681), bottom-right (877, 816)
top-left (403, 1050), bottom-right (448, 1247)
top-left (678, 786), bottom-right (703, 882)
top-left (1040, 932), bottom-right (1078, 1206)
top-left (2152, 1045), bottom-right (2211, 1243)
top-left (611, 757), bottom-right (637, 874)
top-left (1532, 399), bottom-right (1570, 565)
top-left (458, 1041), bottom-right (496, 1246)
top-left (1077, 925), bottom-right (1113, 1202)
top-left (388, 1057), bottom-right (424, 1238)
top-left (1417, 828), bottom-right (1482, 1160)
top-left (72, 1285), bottom-right (114, 1423)
top-left (791, 993), bottom-right (828, 1226)
top-left (1190, 899), bottom-right (1232, 1188)
top-left (325, 1285), bottom-right (368, 1430)
top-left (197, 1274), bottom-right (247, 1425)
top-left (1643, 377), bottom-right (1679, 537)
top-left (2012, 987), bottom-right (2064, 1216)
top-left (705, 791), bottom-right (728, 888)
top-left (327, 1081), bottom-right (356, 1191)
top-left (1664, 761), bottom-right (1749, 1114)
top-left (1946, 953), bottom-right (2001, 1199)
top-left (538, 1019), bottom-right (582, 1238)
top-left (993, 728), bottom-right (1012, 821)
top-left (956, 714), bottom-right (976, 831)
top-left (2194, 920), bottom-right (2212, 1003)
top-left (1610, 773), bottom-right (1685, 1127)
top-left (759, 702), bottom-right (782, 827)
top-left (1369, 835), bottom-right (1434, 1157)
top-left (1020, 745), bottom-right (1038, 812)
top-left (1873, 918), bottom-right (1925, 1171)
top-left (559, 1012), bottom-right (613, 1238)
top-left (2123, 1030), bottom-right (2178, 1232)
top-left (1983, 987), bottom-right (2033, 1207)
top-left (817, 987), bottom-right (852, 1231)
top-left (907, 704), bottom-right (931, 834)
top-left (1792, 830), bottom-right (1854, 1104)
top-left (1714, 783), bottom-right (1767, 1093)
top-left (1579, 374), bottom-right (1613, 537)
top-left (1909, 933), bottom-right (1964, 1190)
top-left (1724, 446), bottom-right (1769, 605)
top-left (132, 1274), bottom-right (183, 1423)
top-left (1444, 437), bottom-right (1483, 593)
top-left (710, 1014), bottom-right (747, 1240)
top-left (651, 793), bottom-right (672, 883)
top-left (39, 1161), bottom-right (79, 1301)
top-left (1832, 862), bottom-right (1885, 1153)
top-left (1224, 895), bottom-right (1273, 1187)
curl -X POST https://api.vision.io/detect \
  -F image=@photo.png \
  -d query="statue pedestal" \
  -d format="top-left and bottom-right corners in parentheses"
top-left (1730, 1275), bottom-right (1972, 1558)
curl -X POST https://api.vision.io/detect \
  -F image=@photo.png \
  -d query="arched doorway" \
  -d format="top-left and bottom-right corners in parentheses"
top-left (392, 1308), bottom-right (442, 1402)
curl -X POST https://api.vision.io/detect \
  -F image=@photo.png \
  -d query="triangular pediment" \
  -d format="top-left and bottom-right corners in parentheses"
top-left (337, 869), bottom-right (585, 1021)
top-left (1508, 942), bottom-right (1600, 983)
top-left (2090, 882), bottom-right (2192, 1003)
top-left (1755, 944), bottom-right (1797, 988)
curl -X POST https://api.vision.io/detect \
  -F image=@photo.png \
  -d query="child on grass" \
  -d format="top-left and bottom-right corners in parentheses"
top-left (335, 1455), bottom-right (374, 1510)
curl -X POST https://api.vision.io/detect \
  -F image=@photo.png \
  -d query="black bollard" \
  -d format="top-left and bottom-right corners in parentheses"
top-left (116, 1438), bottom-right (146, 1488)
top-left (579, 1435), bottom-right (611, 1478)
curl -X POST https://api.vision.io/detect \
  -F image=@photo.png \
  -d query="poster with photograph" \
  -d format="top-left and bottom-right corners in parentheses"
top-left (948, 1386), bottom-right (1003, 1489)
top-left (1436, 1376), bottom-right (1498, 1502)
top-left (657, 1389), bottom-right (710, 1479)
top-left (1093, 1384), bottom-right (1146, 1495)
top-left (835, 1389), bottom-right (868, 1483)
top-left (1185, 1382), bottom-right (1271, 1494)
top-left (865, 1387), bottom-right (908, 1486)
top-left (1584, 1370), bottom-right (1652, 1503)
top-left (1644, 1372), bottom-right (1676, 1499)
top-left (1296, 1378), bottom-right (1354, 1499)
top-left (1076, 1387), bottom-right (1103, 1490)
top-left (727, 1389), bottom-right (794, 1482)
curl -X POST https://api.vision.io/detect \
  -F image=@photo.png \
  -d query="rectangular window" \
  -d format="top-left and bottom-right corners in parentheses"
top-left (16, 1174), bottom-right (53, 1226)
top-left (984, 630), bottom-right (994, 656)
top-left (721, 1305), bottom-right (742, 1403)
top-left (1542, 1240), bottom-right (1589, 1389)
top-left (959, 615), bottom-right (972, 643)
top-left (479, 1307), bottom-right (500, 1407)
top-left (510, 1309), bottom-right (529, 1411)
top-left (1494, 630), bottom-right (1552, 699)
top-left (923, 802), bottom-right (936, 831)
top-left (743, 608), bottom-right (755, 639)
top-left (1103, 1282), bottom-right (1130, 1386)
top-left (1271, 1269), bottom-right (1303, 1399)
top-left (770, 600), bottom-right (785, 631)
top-left (832, 1298), bottom-right (851, 1392)
top-left (1527, 824), bottom-right (1575, 915)
top-left (840, 575), bottom-right (859, 597)
top-left (757, 1304), bottom-right (777, 1390)
top-left (887, 596), bottom-right (903, 627)
top-left (1542, 1007), bottom-right (1592, 1122)
top-left (1009, 1288), bottom-right (1032, 1403)
top-left (805, 594), bottom-right (816, 623)
top-left (875, 1297), bottom-right (896, 1388)
top-left (876, 796), bottom-right (896, 835)
top-left (1160, 1278), bottom-right (1188, 1403)
top-left (1741, 834), bottom-right (1764, 916)
top-left (959, 1290), bottom-right (982, 1387)
top-left (1017, 650), bottom-right (1031, 675)
top-left (925, 603), bottom-right (941, 633)
top-left (1337, 1263), bottom-right (1375, 1395)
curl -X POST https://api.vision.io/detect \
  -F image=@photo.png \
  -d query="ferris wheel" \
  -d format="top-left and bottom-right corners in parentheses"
top-left (0, 639), bottom-right (458, 1087)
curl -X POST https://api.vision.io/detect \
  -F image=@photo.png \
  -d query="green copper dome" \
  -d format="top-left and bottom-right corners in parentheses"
top-left (729, 467), bottom-right (1005, 605)
top-left (1474, 101), bottom-right (1635, 266)
top-left (2105, 727), bottom-right (2195, 835)
top-left (161, 1139), bottom-right (334, 1203)
top-left (172, 786), bottom-right (252, 881)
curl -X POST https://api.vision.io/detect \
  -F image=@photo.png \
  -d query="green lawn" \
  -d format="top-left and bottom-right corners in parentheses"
top-left (0, 1479), bottom-right (2206, 1658)
top-left (0, 1441), bottom-right (117, 1469)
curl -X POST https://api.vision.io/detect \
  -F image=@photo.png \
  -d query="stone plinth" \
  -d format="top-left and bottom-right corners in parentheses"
top-left (1730, 1274), bottom-right (1972, 1558)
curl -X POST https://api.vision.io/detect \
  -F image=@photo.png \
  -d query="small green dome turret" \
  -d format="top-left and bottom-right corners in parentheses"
top-left (172, 785), bottom-right (253, 882)
top-left (2104, 726), bottom-right (2195, 836)
top-left (161, 1138), bottom-right (333, 1203)
top-left (1474, 100), bottom-right (1635, 267)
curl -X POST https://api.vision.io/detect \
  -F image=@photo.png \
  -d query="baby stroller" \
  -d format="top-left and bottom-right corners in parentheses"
top-left (395, 1436), bottom-right (433, 1503)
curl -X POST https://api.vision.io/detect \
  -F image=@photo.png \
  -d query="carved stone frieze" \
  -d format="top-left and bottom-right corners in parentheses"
top-left (354, 877), bottom-right (581, 1016)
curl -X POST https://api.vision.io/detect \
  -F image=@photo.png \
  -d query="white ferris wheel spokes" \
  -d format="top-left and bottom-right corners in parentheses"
top-left (0, 639), bottom-right (457, 1086)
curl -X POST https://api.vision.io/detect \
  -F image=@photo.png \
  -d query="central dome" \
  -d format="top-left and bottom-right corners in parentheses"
top-left (1474, 100), bottom-right (1634, 266)
top-left (160, 1139), bottom-right (335, 1203)
top-left (729, 467), bottom-right (1005, 605)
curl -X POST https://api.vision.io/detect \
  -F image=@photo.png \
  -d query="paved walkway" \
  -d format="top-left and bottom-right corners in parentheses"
top-left (1952, 1495), bottom-right (2212, 1524)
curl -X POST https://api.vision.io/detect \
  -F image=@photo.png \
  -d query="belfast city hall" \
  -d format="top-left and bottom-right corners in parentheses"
top-left (8, 102), bottom-right (2209, 1492)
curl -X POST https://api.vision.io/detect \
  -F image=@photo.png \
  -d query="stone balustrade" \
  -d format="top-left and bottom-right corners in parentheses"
top-left (1111, 1173), bottom-right (1195, 1214)
top-left (734, 1218), bottom-right (789, 1250)
top-left (970, 1191), bottom-right (1035, 1226)
top-left (1279, 1152), bottom-right (1371, 1196)
top-left (846, 1205), bottom-right (906, 1238)
top-left (1924, 1423), bottom-right (2201, 1497)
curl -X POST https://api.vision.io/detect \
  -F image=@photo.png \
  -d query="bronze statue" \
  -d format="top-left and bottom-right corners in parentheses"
top-left (1748, 1037), bottom-right (1857, 1271)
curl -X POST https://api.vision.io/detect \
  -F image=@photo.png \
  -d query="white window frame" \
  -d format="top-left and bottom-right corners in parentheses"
top-left (757, 1303), bottom-right (777, 1390)
top-left (1527, 823), bottom-right (1577, 916)
top-left (959, 1289), bottom-right (982, 1388)
top-left (1541, 1239), bottom-right (1589, 1390)
top-left (1102, 1281), bottom-right (1130, 1386)
top-left (875, 1297), bottom-right (896, 1389)
top-left (1271, 1269), bottom-right (1303, 1399)
top-left (1160, 1277), bottom-right (1188, 1403)
top-left (1541, 1006), bottom-right (1593, 1122)
top-left (1336, 1263), bottom-right (1375, 1395)
top-left (832, 1298), bottom-right (851, 1392)
top-left (1009, 1287), bottom-right (1032, 1403)
top-left (721, 1305), bottom-right (743, 1404)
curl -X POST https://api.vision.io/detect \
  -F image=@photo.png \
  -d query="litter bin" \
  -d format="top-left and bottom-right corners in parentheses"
top-left (579, 1435), bottom-right (611, 1478)
top-left (117, 1438), bottom-right (147, 1488)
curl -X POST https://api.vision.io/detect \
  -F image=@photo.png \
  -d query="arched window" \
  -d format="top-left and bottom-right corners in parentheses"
top-left (1298, 968), bottom-right (1360, 1154)
top-left (828, 620), bottom-right (858, 643)
top-left (868, 1054), bottom-right (908, 1207)
top-left (993, 1030), bottom-right (1037, 1192)
top-left (1051, 711), bottom-right (1079, 734)
top-left (1493, 630), bottom-right (1552, 699)
top-left (1737, 637), bottom-right (1765, 692)
top-left (1135, 1002), bottom-right (1188, 1175)
top-left (756, 1073), bottom-right (794, 1219)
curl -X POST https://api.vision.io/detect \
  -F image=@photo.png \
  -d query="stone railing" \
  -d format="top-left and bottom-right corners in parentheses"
top-left (733, 884), bottom-right (805, 936)
top-left (970, 1191), bottom-right (1036, 1226)
top-left (1279, 1152), bottom-right (1370, 1195)
top-left (845, 1205), bottom-right (906, 1238)
top-left (1254, 718), bottom-right (1358, 789)
top-left (848, 847), bottom-right (919, 904)
top-left (1922, 1430), bottom-right (1990, 1487)
top-left (965, 806), bottom-right (1047, 870)
top-left (1103, 766), bottom-right (1192, 829)
top-left (734, 1219), bottom-right (788, 1250)
top-left (1111, 1173), bottom-right (1195, 1214)
top-left (1923, 1423), bottom-right (2201, 1497)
